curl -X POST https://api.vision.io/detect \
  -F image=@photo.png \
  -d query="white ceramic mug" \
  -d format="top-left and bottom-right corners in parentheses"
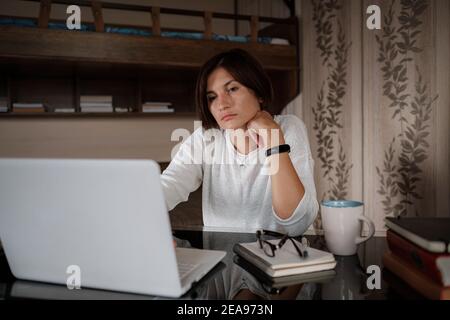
top-left (321, 200), bottom-right (375, 256)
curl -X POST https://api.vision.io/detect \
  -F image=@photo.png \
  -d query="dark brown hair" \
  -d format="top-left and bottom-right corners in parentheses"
top-left (195, 48), bottom-right (274, 129)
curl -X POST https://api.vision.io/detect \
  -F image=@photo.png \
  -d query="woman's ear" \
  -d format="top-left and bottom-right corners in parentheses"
top-left (258, 98), bottom-right (264, 109)
top-left (258, 98), bottom-right (265, 110)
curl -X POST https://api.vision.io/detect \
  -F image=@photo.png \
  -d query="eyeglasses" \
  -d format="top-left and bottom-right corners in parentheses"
top-left (256, 229), bottom-right (309, 258)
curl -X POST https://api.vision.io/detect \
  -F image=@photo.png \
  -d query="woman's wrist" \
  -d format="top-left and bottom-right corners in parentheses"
top-left (266, 126), bottom-right (286, 149)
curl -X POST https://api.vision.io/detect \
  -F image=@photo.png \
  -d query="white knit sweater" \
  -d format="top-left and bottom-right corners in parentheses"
top-left (161, 115), bottom-right (318, 236)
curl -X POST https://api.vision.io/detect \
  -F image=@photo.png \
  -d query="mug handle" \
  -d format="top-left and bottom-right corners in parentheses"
top-left (355, 216), bottom-right (375, 245)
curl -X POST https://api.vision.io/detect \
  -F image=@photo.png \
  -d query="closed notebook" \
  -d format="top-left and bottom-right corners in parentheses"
top-left (233, 239), bottom-right (336, 277)
top-left (385, 217), bottom-right (450, 253)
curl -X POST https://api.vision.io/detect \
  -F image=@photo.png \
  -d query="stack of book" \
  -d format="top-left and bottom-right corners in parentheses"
top-left (0, 99), bottom-right (7, 113)
top-left (142, 102), bottom-right (174, 113)
top-left (12, 102), bottom-right (46, 113)
top-left (233, 238), bottom-right (337, 278)
top-left (383, 217), bottom-right (450, 300)
top-left (80, 95), bottom-right (113, 113)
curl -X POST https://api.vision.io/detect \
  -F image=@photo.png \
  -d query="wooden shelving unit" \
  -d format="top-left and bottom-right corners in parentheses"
top-left (0, 0), bottom-right (300, 118)
top-left (0, 57), bottom-right (298, 117)
top-left (0, 59), bottom-right (200, 116)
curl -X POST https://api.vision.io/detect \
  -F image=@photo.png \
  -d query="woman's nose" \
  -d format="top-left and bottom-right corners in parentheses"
top-left (217, 93), bottom-right (231, 110)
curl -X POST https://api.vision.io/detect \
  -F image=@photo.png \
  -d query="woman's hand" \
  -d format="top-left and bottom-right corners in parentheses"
top-left (246, 111), bottom-right (285, 149)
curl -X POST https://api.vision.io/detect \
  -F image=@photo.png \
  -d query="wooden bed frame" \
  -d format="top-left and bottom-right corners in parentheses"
top-left (0, 0), bottom-right (300, 116)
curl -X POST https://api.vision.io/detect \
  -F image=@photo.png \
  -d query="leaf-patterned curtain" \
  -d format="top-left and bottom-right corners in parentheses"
top-left (301, 0), bottom-right (450, 234)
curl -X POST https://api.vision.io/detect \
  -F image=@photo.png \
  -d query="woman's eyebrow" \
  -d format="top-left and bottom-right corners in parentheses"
top-left (207, 80), bottom-right (237, 94)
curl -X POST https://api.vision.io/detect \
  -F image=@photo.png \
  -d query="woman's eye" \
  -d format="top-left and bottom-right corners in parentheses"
top-left (207, 95), bottom-right (216, 102)
top-left (227, 87), bottom-right (239, 93)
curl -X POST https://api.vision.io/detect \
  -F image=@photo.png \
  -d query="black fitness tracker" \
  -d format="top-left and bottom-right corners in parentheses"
top-left (265, 144), bottom-right (291, 157)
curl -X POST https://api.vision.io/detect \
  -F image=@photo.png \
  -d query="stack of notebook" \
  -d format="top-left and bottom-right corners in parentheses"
top-left (383, 217), bottom-right (450, 300)
top-left (0, 98), bottom-right (7, 112)
top-left (12, 102), bottom-right (46, 113)
top-left (142, 102), bottom-right (174, 113)
top-left (233, 238), bottom-right (336, 279)
top-left (80, 95), bottom-right (113, 113)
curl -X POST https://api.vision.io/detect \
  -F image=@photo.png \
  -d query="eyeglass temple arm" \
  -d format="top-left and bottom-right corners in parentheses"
top-left (277, 234), bottom-right (290, 248)
top-left (288, 237), bottom-right (307, 258)
top-left (260, 229), bottom-right (285, 237)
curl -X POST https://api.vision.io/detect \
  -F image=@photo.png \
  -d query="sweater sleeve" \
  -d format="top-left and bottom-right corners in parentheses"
top-left (271, 115), bottom-right (319, 237)
top-left (160, 128), bottom-right (203, 211)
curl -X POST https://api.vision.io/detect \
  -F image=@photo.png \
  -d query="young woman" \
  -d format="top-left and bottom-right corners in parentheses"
top-left (161, 48), bottom-right (318, 236)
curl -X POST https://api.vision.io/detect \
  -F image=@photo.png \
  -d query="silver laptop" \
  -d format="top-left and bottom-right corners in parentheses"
top-left (0, 158), bottom-right (226, 298)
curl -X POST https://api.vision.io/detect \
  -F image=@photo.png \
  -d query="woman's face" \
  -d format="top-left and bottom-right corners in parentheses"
top-left (206, 67), bottom-right (261, 130)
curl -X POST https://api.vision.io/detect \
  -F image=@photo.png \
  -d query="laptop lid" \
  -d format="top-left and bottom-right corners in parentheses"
top-left (0, 158), bottom-right (183, 297)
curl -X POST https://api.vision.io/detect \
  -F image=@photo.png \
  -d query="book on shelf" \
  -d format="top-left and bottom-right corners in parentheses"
top-left (115, 108), bottom-right (129, 113)
top-left (142, 101), bottom-right (172, 106)
top-left (80, 95), bottom-right (113, 103)
top-left (12, 103), bottom-right (46, 113)
top-left (80, 102), bottom-right (113, 108)
top-left (233, 254), bottom-right (336, 289)
top-left (385, 217), bottom-right (450, 253)
top-left (142, 105), bottom-right (173, 109)
top-left (386, 229), bottom-right (450, 286)
top-left (12, 103), bottom-right (45, 108)
top-left (0, 99), bottom-right (7, 112)
top-left (80, 106), bottom-right (114, 113)
top-left (142, 108), bottom-right (174, 113)
top-left (54, 108), bottom-right (75, 113)
top-left (142, 102), bottom-right (174, 113)
top-left (233, 239), bottom-right (336, 278)
top-left (383, 250), bottom-right (450, 300)
top-left (13, 108), bottom-right (46, 113)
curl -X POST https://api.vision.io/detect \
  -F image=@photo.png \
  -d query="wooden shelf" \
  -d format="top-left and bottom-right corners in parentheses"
top-left (0, 112), bottom-right (197, 118)
top-left (0, 25), bottom-right (298, 71)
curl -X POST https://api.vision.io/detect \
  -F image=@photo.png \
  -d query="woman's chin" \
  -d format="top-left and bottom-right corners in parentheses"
top-left (219, 120), bottom-right (245, 130)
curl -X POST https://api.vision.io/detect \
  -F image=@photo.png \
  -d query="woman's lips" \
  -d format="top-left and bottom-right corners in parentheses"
top-left (221, 114), bottom-right (237, 122)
